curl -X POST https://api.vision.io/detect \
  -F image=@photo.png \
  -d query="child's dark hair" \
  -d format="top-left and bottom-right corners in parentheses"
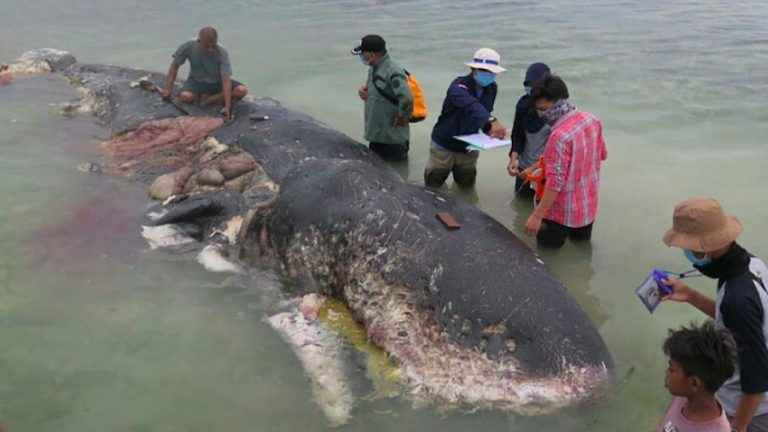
top-left (663, 321), bottom-right (737, 393)
top-left (530, 73), bottom-right (569, 103)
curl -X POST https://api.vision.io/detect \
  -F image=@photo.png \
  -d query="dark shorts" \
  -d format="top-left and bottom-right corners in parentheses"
top-left (181, 78), bottom-right (244, 97)
top-left (537, 219), bottom-right (594, 249)
top-left (369, 141), bottom-right (409, 161)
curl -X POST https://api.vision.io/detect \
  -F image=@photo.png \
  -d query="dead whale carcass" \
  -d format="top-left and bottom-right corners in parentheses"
top-left (5, 49), bottom-right (615, 425)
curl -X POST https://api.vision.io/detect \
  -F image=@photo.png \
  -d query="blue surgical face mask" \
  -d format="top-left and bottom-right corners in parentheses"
top-left (525, 86), bottom-right (533, 96)
top-left (684, 249), bottom-right (712, 267)
top-left (359, 55), bottom-right (370, 67)
top-left (475, 71), bottom-right (496, 87)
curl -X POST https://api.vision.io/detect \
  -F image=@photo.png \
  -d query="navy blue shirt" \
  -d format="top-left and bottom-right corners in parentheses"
top-left (431, 74), bottom-right (497, 153)
top-left (509, 94), bottom-right (547, 156)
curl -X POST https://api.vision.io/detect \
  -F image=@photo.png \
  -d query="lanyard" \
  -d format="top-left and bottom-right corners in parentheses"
top-left (667, 269), bottom-right (703, 279)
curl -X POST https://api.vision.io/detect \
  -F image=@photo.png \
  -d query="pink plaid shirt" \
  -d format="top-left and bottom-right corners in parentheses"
top-left (543, 110), bottom-right (607, 228)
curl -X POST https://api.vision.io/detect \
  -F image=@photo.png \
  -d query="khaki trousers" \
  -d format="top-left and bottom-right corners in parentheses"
top-left (424, 143), bottom-right (479, 187)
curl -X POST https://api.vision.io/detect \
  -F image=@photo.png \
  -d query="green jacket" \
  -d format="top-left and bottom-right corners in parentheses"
top-left (364, 54), bottom-right (414, 145)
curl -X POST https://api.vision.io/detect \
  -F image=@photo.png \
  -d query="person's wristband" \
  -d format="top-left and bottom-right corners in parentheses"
top-left (484, 117), bottom-right (498, 134)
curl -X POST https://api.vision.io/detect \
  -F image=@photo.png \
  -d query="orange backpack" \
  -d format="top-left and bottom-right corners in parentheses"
top-left (372, 70), bottom-right (428, 123)
top-left (405, 72), bottom-right (428, 123)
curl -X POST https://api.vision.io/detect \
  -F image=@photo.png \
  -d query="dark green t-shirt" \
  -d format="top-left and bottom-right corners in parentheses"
top-left (173, 40), bottom-right (232, 84)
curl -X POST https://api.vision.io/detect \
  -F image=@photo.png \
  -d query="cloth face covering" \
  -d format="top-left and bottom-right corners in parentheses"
top-left (538, 99), bottom-right (575, 125)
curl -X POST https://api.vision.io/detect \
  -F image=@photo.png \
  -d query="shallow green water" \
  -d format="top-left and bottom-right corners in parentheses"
top-left (1, 0), bottom-right (768, 430)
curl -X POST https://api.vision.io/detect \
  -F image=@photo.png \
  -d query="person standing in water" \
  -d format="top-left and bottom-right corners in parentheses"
top-left (354, 35), bottom-right (414, 161)
top-left (507, 62), bottom-right (552, 197)
top-left (425, 48), bottom-right (508, 188)
top-left (662, 197), bottom-right (768, 432)
top-left (160, 27), bottom-right (248, 120)
top-left (523, 73), bottom-right (607, 248)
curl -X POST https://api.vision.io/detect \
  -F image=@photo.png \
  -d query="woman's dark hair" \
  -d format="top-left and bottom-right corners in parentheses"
top-left (663, 321), bottom-right (738, 393)
top-left (530, 73), bottom-right (569, 103)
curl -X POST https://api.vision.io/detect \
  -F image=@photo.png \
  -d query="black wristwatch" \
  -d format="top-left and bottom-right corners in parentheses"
top-left (488, 116), bottom-right (496, 123)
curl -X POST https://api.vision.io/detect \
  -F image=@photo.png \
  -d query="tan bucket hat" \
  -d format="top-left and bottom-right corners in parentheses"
top-left (663, 196), bottom-right (743, 252)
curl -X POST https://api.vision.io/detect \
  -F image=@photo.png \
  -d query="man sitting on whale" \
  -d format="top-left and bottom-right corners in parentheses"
top-left (159, 26), bottom-right (248, 120)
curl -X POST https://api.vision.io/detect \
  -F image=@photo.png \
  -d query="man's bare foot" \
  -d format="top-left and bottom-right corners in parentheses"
top-left (199, 93), bottom-right (223, 107)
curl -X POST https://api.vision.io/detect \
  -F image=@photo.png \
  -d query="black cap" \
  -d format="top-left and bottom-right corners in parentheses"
top-left (351, 35), bottom-right (386, 55)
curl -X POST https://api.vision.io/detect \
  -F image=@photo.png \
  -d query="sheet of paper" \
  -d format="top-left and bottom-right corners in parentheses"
top-left (453, 133), bottom-right (512, 152)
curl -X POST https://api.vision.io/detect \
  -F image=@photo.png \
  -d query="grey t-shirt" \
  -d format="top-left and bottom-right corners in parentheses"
top-left (173, 40), bottom-right (232, 84)
top-left (518, 123), bottom-right (551, 171)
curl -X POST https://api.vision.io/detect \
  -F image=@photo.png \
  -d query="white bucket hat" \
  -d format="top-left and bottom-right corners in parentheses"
top-left (464, 48), bottom-right (507, 74)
